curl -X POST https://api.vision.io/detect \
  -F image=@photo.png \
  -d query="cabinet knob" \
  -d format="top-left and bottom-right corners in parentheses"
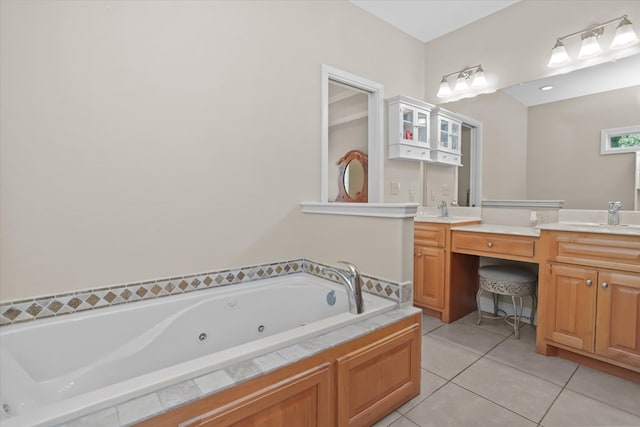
top-left (487, 242), bottom-right (493, 248)
top-left (416, 253), bottom-right (422, 257)
top-left (601, 282), bottom-right (609, 289)
top-left (585, 279), bottom-right (592, 286)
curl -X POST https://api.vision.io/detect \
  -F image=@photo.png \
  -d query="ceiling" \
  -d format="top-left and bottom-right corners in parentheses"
top-left (350, 0), bottom-right (520, 43)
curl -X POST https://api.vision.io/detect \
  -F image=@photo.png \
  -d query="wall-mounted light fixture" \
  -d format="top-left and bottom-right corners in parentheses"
top-left (437, 64), bottom-right (487, 98)
top-left (547, 15), bottom-right (639, 67)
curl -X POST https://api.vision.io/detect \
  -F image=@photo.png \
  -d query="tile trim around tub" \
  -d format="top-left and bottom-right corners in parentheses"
top-left (0, 259), bottom-right (404, 326)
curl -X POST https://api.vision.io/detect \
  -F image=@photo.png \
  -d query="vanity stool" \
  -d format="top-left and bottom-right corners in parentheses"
top-left (477, 265), bottom-right (537, 338)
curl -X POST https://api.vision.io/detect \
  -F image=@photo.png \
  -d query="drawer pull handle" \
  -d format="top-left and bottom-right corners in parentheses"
top-left (601, 282), bottom-right (608, 289)
top-left (487, 242), bottom-right (493, 248)
top-left (585, 279), bottom-right (592, 286)
top-left (416, 253), bottom-right (422, 257)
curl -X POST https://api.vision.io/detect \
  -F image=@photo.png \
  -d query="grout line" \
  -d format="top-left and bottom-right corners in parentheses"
top-left (536, 363), bottom-right (579, 426)
top-left (395, 415), bottom-right (421, 427)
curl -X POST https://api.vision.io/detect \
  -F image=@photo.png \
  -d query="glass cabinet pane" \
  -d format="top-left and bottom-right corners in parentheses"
top-left (402, 107), bottom-right (414, 140)
top-left (440, 131), bottom-right (449, 148)
top-left (417, 111), bottom-right (427, 143)
top-left (440, 119), bottom-right (449, 133)
top-left (451, 135), bottom-right (459, 150)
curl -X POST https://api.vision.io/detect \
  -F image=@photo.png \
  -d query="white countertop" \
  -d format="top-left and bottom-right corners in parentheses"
top-left (451, 223), bottom-right (541, 237)
top-left (414, 216), bottom-right (482, 224)
top-left (538, 222), bottom-right (640, 236)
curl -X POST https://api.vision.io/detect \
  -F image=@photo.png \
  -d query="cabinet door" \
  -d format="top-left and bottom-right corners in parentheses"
top-left (544, 264), bottom-right (597, 352)
top-left (596, 271), bottom-right (640, 368)
top-left (450, 121), bottom-right (460, 152)
top-left (337, 324), bottom-right (421, 427)
top-left (414, 245), bottom-right (445, 309)
top-left (182, 364), bottom-right (332, 427)
top-left (439, 118), bottom-right (449, 150)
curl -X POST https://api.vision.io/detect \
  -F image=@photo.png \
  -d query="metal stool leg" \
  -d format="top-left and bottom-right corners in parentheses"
top-left (510, 295), bottom-right (523, 338)
top-left (476, 288), bottom-right (484, 325)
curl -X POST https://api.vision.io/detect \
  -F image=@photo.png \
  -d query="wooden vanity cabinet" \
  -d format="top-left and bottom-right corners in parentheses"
top-left (413, 221), bottom-right (480, 323)
top-left (138, 314), bottom-right (422, 427)
top-left (538, 231), bottom-right (640, 375)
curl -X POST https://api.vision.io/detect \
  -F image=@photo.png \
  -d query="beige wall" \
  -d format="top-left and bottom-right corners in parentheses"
top-left (527, 86), bottom-right (640, 209)
top-left (0, 0), bottom-right (425, 300)
top-left (423, 0), bottom-right (640, 203)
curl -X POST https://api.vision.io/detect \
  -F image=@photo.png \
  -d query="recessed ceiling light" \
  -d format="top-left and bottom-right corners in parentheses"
top-left (539, 85), bottom-right (554, 91)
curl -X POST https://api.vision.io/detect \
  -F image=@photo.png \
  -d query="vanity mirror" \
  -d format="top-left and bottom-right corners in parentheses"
top-left (446, 53), bottom-right (640, 210)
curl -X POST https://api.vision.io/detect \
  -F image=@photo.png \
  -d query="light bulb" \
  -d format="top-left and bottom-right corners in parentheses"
top-left (610, 17), bottom-right (640, 49)
top-left (454, 73), bottom-right (468, 92)
top-left (547, 40), bottom-right (570, 67)
top-left (577, 32), bottom-right (601, 59)
top-left (437, 77), bottom-right (452, 98)
top-left (470, 67), bottom-right (487, 89)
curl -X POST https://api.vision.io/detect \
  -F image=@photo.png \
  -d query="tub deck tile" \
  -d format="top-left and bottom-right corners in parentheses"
top-left (194, 370), bottom-right (235, 396)
top-left (252, 351), bottom-right (288, 373)
top-left (61, 407), bottom-right (119, 427)
top-left (116, 393), bottom-right (163, 426)
top-left (225, 360), bottom-right (262, 382)
top-left (158, 380), bottom-right (201, 410)
top-left (277, 344), bottom-right (311, 362)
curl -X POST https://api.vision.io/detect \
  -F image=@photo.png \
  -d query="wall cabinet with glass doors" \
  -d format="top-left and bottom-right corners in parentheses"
top-left (430, 107), bottom-right (463, 166)
top-left (387, 95), bottom-right (433, 161)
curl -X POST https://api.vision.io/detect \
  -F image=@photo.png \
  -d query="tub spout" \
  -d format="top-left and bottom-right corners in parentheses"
top-left (322, 261), bottom-right (365, 314)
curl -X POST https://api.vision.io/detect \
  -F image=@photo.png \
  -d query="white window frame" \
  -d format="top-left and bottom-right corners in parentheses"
top-left (600, 125), bottom-right (640, 155)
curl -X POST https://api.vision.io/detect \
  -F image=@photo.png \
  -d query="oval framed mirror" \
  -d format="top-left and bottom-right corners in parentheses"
top-left (335, 150), bottom-right (368, 203)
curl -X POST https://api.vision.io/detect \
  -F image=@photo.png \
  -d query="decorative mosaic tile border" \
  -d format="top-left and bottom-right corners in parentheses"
top-left (0, 259), bottom-right (404, 326)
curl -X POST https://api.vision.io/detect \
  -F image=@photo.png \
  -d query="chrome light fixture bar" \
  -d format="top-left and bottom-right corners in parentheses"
top-left (547, 14), bottom-right (639, 67)
top-left (437, 64), bottom-right (487, 98)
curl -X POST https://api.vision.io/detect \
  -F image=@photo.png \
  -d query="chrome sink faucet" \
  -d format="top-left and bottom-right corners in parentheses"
top-left (322, 261), bottom-right (365, 314)
top-left (608, 201), bottom-right (622, 226)
top-left (438, 200), bottom-right (448, 218)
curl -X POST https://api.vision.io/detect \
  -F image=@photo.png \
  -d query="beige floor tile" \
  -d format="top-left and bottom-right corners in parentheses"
top-left (405, 382), bottom-right (535, 427)
top-left (421, 335), bottom-right (481, 380)
top-left (428, 321), bottom-right (507, 355)
top-left (566, 365), bottom-right (640, 416)
top-left (373, 410), bottom-right (402, 427)
top-left (541, 389), bottom-right (640, 426)
top-left (456, 311), bottom-right (516, 337)
top-left (397, 369), bottom-right (448, 414)
top-left (485, 332), bottom-right (578, 386)
top-left (421, 313), bottom-right (444, 334)
top-left (453, 357), bottom-right (562, 422)
top-left (389, 416), bottom-right (420, 427)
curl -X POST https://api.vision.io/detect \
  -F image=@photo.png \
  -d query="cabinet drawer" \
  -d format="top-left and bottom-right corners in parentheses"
top-left (389, 144), bottom-right (430, 161)
top-left (546, 232), bottom-right (640, 272)
top-left (414, 223), bottom-right (445, 247)
top-left (430, 150), bottom-right (461, 166)
top-left (452, 231), bottom-right (536, 259)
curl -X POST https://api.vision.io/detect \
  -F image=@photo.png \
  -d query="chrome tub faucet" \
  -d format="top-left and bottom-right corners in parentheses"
top-left (322, 261), bottom-right (365, 314)
top-left (608, 201), bottom-right (622, 226)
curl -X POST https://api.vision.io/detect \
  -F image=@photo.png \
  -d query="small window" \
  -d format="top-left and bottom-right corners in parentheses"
top-left (601, 125), bottom-right (640, 155)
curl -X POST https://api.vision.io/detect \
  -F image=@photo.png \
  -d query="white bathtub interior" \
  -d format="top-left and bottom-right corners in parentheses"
top-left (0, 273), bottom-right (397, 426)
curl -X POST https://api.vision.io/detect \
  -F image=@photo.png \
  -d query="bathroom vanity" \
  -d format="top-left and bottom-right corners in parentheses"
top-left (414, 215), bottom-right (640, 380)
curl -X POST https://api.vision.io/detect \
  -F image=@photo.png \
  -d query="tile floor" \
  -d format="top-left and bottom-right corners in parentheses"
top-left (374, 312), bottom-right (640, 427)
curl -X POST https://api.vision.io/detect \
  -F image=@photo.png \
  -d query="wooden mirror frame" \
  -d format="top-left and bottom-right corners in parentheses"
top-left (335, 150), bottom-right (368, 203)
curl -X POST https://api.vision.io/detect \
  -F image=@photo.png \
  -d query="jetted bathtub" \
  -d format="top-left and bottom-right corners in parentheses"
top-left (0, 273), bottom-right (397, 426)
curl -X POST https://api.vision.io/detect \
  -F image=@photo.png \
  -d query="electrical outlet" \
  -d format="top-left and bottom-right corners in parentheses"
top-left (430, 189), bottom-right (436, 201)
top-left (408, 189), bottom-right (415, 201)
top-left (442, 184), bottom-right (449, 196)
top-left (390, 182), bottom-right (400, 195)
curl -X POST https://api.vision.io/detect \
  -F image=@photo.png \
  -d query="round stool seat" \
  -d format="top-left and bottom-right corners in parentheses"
top-left (479, 265), bottom-right (536, 296)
